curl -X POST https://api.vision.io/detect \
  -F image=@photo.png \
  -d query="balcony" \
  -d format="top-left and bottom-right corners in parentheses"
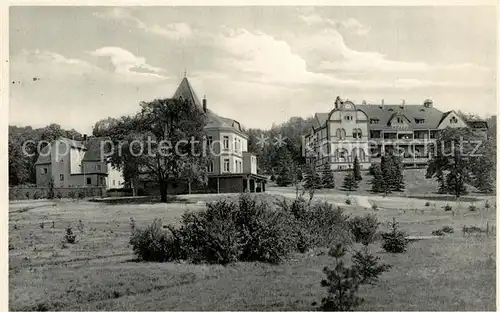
top-left (371, 157), bottom-right (430, 164)
top-left (370, 138), bottom-right (435, 145)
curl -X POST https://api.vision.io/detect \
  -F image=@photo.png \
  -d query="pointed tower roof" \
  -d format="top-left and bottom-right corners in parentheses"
top-left (172, 77), bottom-right (202, 107)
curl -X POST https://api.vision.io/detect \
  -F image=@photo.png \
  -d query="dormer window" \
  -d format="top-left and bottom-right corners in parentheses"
top-left (370, 119), bottom-right (379, 124)
top-left (396, 117), bottom-right (404, 123)
top-left (388, 108), bottom-right (394, 112)
top-left (450, 116), bottom-right (458, 124)
top-left (415, 118), bottom-right (425, 124)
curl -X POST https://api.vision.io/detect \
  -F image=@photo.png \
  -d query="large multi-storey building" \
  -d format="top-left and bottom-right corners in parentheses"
top-left (303, 97), bottom-right (488, 171)
top-left (140, 77), bottom-right (266, 194)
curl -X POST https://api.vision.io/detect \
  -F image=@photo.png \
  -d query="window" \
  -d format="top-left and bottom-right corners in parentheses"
top-left (96, 164), bottom-right (101, 171)
top-left (223, 159), bottom-right (230, 172)
top-left (450, 116), bottom-right (458, 124)
top-left (223, 136), bottom-right (229, 150)
top-left (396, 117), bottom-right (404, 123)
top-left (86, 177), bottom-right (91, 185)
top-left (113, 180), bottom-right (115, 186)
top-left (370, 119), bottom-right (379, 124)
top-left (207, 136), bottom-right (213, 146)
top-left (336, 128), bottom-right (346, 140)
top-left (234, 138), bottom-right (237, 151)
top-left (430, 131), bottom-right (437, 139)
top-left (41, 167), bottom-right (48, 174)
top-left (344, 115), bottom-right (353, 121)
top-left (235, 160), bottom-right (238, 172)
top-left (59, 174), bottom-right (64, 181)
top-left (208, 160), bottom-right (214, 173)
top-left (352, 128), bottom-right (362, 139)
top-left (415, 118), bottom-right (425, 124)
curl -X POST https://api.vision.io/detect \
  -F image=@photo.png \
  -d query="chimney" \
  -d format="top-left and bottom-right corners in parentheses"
top-left (424, 99), bottom-right (433, 108)
top-left (83, 134), bottom-right (87, 141)
top-left (202, 95), bottom-right (207, 113)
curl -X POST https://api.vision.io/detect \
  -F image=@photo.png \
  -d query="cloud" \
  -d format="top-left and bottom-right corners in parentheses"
top-left (89, 47), bottom-right (167, 80)
top-left (299, 13), bottom-right (371, 36)
top-left (287, 28), bottom-right (493, 88)
top-left (93, 8), bottom-right (192, 40)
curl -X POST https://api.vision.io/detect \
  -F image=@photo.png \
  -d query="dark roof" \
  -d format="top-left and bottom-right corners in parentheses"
top-left (172, 77), bottom-right (202, 107)
top-left (359, 104), bottom-right (445, 130)
top-left (82, 137), bottom-right (110, 161)
top-left (172, 77), bottom-right (244, 133)
top-left (35, 137), bottom-right (109, 165)
top-left (35, 144), bottom-right (51, 165)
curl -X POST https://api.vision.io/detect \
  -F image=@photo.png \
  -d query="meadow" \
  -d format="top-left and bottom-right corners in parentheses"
top-left (9, 170), bottom-right (496, 311)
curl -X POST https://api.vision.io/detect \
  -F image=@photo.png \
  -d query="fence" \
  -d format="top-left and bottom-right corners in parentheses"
top-left (9, 186), bottom-right (106, 200)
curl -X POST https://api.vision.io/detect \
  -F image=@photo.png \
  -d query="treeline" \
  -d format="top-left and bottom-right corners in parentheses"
top-left (9, 124), bottom-right (83, 186)
top-left (246, 116), bottom-right (316, 174)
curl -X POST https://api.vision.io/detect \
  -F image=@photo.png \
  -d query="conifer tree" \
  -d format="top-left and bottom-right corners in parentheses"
top-left (342, 170), bottom-right (358, 192)
top-left (322, 166), bottom-right (335, 189)
top-left (378, 156), bottom-right (391, 195)
top-left (353, 156), bottom-right (362, 181)
top-left (389, 155), bottom-right (404, 191)
top-left (370, 164), bottom-right (384, 194)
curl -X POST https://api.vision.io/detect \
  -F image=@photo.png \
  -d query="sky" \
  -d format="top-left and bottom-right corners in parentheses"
top-left (9, 6), bottom-right (497, 134)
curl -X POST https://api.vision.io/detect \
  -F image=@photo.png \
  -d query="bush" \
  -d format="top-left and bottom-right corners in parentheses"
top-left (298, 200), bottom-right (352, 249)
top-left (130, 194), bottom-right (299, 265)
top-left (39, 222), bottom-right (44, 229)
top-left (33, 191), bottom-right (41, 200)
top-left (348, 215), bottom-right (380, 245)
top-left (468, 204), bottom-right (477, 212)
top-left (381, 218), bottom-right (408, 253)
top-left (431, 229), bottom-right (445, 236)
top-left (441, 225), bottom-right (454, 233)
top-left (129, 218), bottom-right (178, 262)
top-left (443, 204), bottom-right (452, 211)
top-left (345, 198), bottom-right (352, 205)
top-left (425, 201), bottom-right (430, 207)
top-left (56, 192), bottom-right (62, 199)
top-left (484, 201), bottom-right (491, 209)
top-left (77, 191), bottom-right (85, 199)
top-left (64, 227), bottom-right (76, 244)
top-left (371, 203), bottom-right (378, 210)
top-left (68, 191), bottom-right (75, 199)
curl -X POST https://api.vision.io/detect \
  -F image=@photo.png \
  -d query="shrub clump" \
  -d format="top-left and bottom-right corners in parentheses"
top-left (348, 215), bottom-right (379, 245)
top-left (443, 204), bottom-right (452, 211)
top-left (468, 204), bottom-right (477, 212)
top-left (441, 225), bottom-right (454, 233)
top-left (425, 201), bottom-right (430, 207)
top-left (64, 227), bottom-right (76, 244)
top-left (431, 229), bottom-right (445, 236)
top-left (130, 194), bottom-right (300, 264)
top-left (381, 218), bottom-right (408, 253)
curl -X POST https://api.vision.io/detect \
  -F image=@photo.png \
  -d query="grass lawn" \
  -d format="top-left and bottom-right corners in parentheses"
top-left (9, 191), bottom-right (496, 311)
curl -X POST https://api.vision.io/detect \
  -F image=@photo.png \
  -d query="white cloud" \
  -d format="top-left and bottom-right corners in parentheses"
top-left (89, 46), bottom-right (167, 80)
top-left (93, 8), bottom-right (192, 40)
top-left (299, 13), bottom-right (371, 36)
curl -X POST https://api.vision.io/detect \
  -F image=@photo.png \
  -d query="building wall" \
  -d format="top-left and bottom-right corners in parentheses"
top-left (206, 129), bottom-right (246, 175)
top-left (106, 163), bottom-right (125, 189)
top-left (243, 152), bottom-right (257, 174)
top-left (70, 148), bottom-right (85, 174)
top-left (35, 164), bottom-right (52, 187)
top-left (51, 140), bottom-right (72, 188)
